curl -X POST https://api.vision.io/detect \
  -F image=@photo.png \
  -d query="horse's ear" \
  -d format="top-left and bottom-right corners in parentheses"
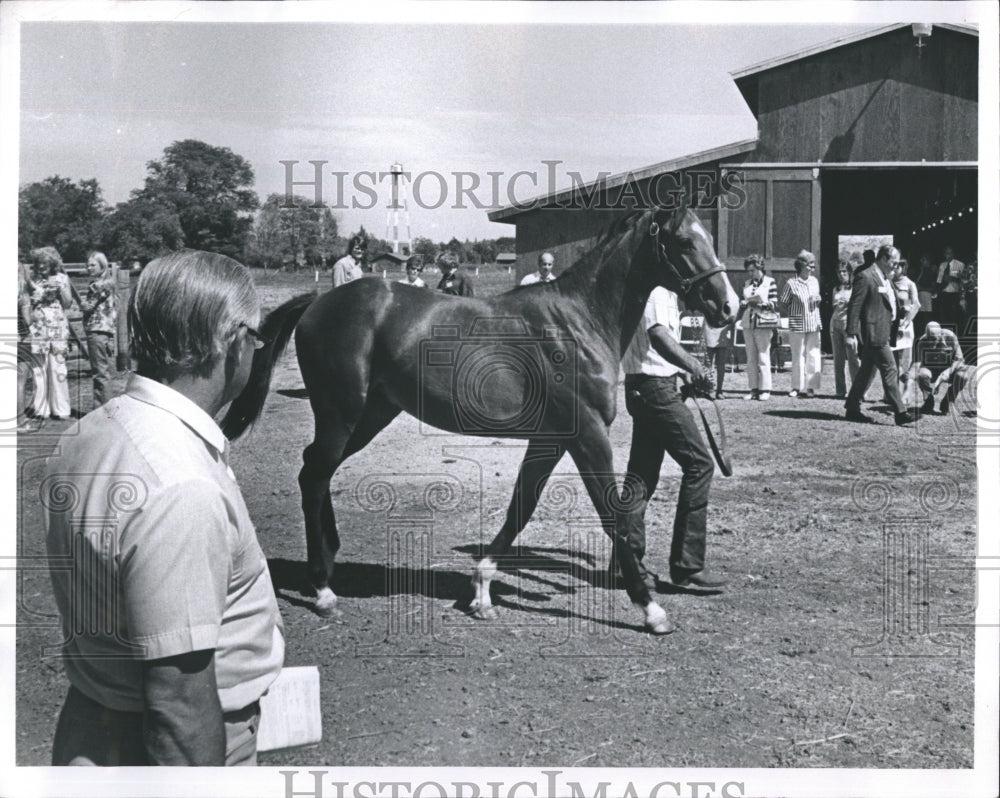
top-left (667, 191), bottom-right (691, 231)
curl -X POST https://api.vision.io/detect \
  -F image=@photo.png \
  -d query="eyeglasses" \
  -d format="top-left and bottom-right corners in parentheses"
top-left (241, 323), bottom-right (269, 350)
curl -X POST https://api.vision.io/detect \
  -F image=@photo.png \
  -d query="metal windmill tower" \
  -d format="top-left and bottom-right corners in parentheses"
top-left (385, 162), bottom-right (412, 255)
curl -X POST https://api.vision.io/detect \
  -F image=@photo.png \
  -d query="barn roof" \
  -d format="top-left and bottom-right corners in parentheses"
top-left (370, 252), bottom-right (408, 264)
top-left (730, 22), bottom-right (978, 80)
top-left (487, 137), bottom-right (757, 224)
top-left (495, 252), bottom-right (517, 263)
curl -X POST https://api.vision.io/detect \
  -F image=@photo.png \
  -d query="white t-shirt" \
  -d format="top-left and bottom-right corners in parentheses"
top-left (622, 287), bottom-right (682, 377)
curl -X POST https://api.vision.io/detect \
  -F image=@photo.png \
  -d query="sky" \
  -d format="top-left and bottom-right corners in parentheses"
top-left (9, 10), bottom-right (916, 241)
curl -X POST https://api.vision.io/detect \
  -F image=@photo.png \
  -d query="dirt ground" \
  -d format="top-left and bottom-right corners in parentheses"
top-left (14, 271), bottom-right (979, 769)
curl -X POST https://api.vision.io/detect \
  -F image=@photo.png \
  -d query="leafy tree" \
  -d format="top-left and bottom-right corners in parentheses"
top-left (18, 176), bottom-right (107, 262)
top-left (245, 193), bottom-right (339, 271)
top-left (135, 139), bottom-right (258, 259)
top-left (101, 196), bottom-right (184, 264)
top-left (412, 236), bottom-right (438, 263)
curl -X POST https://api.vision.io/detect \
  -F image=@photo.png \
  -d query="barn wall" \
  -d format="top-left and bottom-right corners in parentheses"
top-left (739, 26), bottom-right (977, 163)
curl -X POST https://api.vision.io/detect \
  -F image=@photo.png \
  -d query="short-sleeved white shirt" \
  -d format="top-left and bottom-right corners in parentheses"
top-left (45, 375), bottom-right (284, 712)
top-left (622, 287), bottom-right (682, 377)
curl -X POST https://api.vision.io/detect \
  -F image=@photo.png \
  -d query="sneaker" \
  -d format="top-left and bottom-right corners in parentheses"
top-left (743, 392), bottom-right (757, 401)
top-left (758, 392), bottom-right (770, 401)
top-left (715, 391), bottom-right (725, 400)
top-left (805, 389), bottom-right (816, 398)
top-left (788, 389), bottom-right (799, 398)
top-left (668, 569), bottom-right (727, 594)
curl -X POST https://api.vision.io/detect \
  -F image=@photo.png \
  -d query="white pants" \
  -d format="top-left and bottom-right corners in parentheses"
top-left (31, 348), bottom-right (71, 418)
top-left (789, 331), bottom-right (822, 393)
top-left (744, 327), bottom-right (773, 392)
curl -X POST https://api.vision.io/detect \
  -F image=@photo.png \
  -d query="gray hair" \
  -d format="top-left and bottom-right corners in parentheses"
top-left (128, 250), bottom-right (259, 380)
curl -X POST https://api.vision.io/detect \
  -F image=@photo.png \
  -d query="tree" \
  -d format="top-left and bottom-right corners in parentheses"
top-left (135, 140), bottom-right (258, 259)
top-left (101, 196), bottom-right (184, 265)
top-left (412, 236), bottom-right (438, 263)
top-left (18, 176), bottom-right (107, 262)
top-left (245, 193), bottom-right (339, 270)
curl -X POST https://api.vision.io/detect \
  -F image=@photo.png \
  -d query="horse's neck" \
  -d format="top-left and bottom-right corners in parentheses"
top-left (561, 225), bottom-right (657, 360)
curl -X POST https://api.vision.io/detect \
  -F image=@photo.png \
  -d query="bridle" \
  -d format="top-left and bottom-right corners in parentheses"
top-left (649, 219), bottom-right (726, 297)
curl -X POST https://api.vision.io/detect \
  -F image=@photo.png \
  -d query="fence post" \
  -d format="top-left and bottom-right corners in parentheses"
top-left (115, 265), bottom-right (131, 371)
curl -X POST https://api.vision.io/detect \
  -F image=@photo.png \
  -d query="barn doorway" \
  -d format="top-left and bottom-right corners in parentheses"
top-left (818, 167), bottom-right (977, 350)
top-left (819, 167), bottom-right (977, 282)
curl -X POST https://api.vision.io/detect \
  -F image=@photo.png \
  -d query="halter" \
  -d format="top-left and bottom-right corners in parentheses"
top-left (649, 220), bottom-right (726, 296)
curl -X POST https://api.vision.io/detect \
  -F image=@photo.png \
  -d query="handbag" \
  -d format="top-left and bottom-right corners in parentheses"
top-left (751, 308), bottom-right (781, 329)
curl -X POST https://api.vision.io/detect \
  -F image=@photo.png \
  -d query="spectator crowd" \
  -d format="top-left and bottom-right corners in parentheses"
top-left (697, 243), bottom-right (975, 423)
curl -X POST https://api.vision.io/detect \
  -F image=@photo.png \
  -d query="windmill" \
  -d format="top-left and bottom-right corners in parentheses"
top-left (385, 162), bottom-right (412, 255)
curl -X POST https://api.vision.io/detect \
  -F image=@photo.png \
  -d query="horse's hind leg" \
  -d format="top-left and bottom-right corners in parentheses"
top-left (300, 393), bottom-right (401, 616)
top-left (471, 439), bottom-right (565, 620)
top-left (568, 430), bottom-right (674, 636)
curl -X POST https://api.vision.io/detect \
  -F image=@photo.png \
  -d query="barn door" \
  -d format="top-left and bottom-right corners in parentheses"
top-left (717, 166), bottom-right (820, 272)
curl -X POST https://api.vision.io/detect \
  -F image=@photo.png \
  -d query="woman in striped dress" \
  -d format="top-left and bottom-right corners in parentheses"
top-left (780, 250), bottom-right (823, 397)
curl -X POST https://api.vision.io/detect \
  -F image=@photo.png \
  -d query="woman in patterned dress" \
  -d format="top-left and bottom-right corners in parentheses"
top-left (26, 246), bottom-right (73, 419)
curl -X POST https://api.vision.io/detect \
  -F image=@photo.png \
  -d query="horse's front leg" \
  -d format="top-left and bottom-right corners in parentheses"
top-left (470, 440), bottom-right (566, 620)
top-left (567, 429), bottom-right (675, 636)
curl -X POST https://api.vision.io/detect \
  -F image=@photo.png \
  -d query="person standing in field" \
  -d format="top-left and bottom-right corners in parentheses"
top-left (78, 251), bottom-right (117, 409)
top-left (781, 250), bottom-right (823, 398)
top-left (45, 250), bottom-right (284, 766)
top-left (520, 252), bottom-right (557, 285)
top-left (26, 246), bottom-right (73, 420)
top-left (739, 254), bottom-right (778, 401)
top-left (436, 251), bottom-right (474, 297)
top-left (332, 236), bottom-right (366, 288)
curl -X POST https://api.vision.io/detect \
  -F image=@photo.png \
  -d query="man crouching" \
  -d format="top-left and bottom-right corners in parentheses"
top-left (45, 251), bottom-right (284, 765)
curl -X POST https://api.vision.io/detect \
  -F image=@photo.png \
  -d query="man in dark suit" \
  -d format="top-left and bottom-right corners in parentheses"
top-left (844, 245), bottom-right (916, 426)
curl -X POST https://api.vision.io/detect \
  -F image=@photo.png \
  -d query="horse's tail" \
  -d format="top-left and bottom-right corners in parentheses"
top-left (221, 291), bottom-right (316, 440)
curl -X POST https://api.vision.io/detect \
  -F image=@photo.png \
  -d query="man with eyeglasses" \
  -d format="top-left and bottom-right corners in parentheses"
top-left (44, 250), bottom-right (284, 765)
top-left (844, 245), bottom-right (917, 426)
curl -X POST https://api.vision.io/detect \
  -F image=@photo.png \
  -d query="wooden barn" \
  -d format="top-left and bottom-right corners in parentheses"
top-left (488, 23), bottom-right (978, 309)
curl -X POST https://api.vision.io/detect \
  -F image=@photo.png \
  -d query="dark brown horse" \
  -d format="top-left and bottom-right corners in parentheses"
top-left (223, 205), bottom-right (737, 634)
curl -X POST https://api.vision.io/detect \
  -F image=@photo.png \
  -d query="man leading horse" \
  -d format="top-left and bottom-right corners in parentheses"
top-left (223, 203), bottom-right (738, 635)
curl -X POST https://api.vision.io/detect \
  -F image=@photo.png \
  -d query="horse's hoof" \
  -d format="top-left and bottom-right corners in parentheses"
top-left (646, 617), bottom-right (677, 635)
top-left (314, 588), bottom-right (339, 617)
top-left (470, 605), bottom-right (498, 621)
top-left (643, 602), bottom-right (676, 635)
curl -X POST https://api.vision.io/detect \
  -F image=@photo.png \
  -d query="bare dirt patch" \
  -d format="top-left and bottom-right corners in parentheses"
top-left (16, 272), bottom-right (976, 768)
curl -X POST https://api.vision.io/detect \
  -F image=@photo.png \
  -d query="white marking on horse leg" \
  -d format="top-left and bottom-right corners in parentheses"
top-left (470, 557), bottom-right (498, 620)
top-left (315, 586), bottom-right (340, 617)
top-left (640, 600), bottom-right (676, 636)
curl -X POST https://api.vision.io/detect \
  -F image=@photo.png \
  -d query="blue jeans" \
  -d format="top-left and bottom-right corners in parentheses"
top-left (618, 375), bottom-right (713, 576)
top-left (86, 331), bottom-right (114, 408)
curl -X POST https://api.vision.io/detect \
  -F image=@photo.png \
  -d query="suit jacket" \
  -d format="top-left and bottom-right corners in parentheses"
top-left (846, 266), bottom-right (896, 347)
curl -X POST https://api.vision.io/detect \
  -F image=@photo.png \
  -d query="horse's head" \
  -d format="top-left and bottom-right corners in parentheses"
top-left (649, 205), bottom-right (738, 328)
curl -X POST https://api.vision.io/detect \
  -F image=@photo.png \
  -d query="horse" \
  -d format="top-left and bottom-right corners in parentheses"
top-left (222, 204), bottom-right (738, 634)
